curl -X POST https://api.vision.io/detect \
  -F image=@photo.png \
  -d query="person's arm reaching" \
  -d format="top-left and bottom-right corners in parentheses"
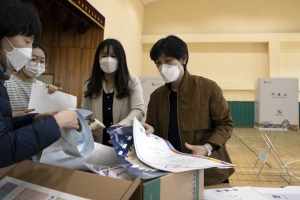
top-left (0, 110), bottom-right (79, 168)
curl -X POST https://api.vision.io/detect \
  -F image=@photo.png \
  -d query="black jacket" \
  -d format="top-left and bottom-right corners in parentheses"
top-left (0, 82), bottom-right (61, 168)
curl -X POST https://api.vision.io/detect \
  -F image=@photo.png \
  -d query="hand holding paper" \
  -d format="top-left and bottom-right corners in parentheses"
top-left (91, 127), bottom-right (102, 140)
top-left (133, 117), bottom-right (234, 173)
top-left (13, 108), bottom-right (35, 117)
top-left (53, 110), bottom-right (79, 129)
top-left (34, 110), bottom-right (79, 130)
top-left (141, 122), bottom-right (154, 135)
top-left (45, 84), bottom-right (58, 94)
top-left (89, 119), bottom-right (105, 140)
top-left (185, 142), bottom-right (207, 157)
top-left (29, 84), bottom-right (93, 158)
top-left (33, 110), bottom-right (57, 121)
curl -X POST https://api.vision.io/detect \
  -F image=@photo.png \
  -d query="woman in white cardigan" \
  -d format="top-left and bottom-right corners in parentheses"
top-left (81, 39), bottom-right (145, 146)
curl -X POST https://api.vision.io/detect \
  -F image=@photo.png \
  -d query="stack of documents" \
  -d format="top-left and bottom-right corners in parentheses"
top-left (107, 119), bottom-right (234, 179)
top-left (253, 186), bottom-right (300, 200)
top-left (132, 118), bottom-right (234, 173)
top-left (204, 186), bottom-right (270, 200)
top-left (204, 186), bottom-right (300, 200)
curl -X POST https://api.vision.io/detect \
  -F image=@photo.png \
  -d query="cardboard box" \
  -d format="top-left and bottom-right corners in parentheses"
top-left (1, 161), bottom-right (204, 200)
top-left (254, 78), bottom-right (299, 131)
top-left (131, 169), bottom-right (204, 200)
top-left (0, 164), bottom-right (16, 177)
top-left (0, 160), bottom-right (140, 200)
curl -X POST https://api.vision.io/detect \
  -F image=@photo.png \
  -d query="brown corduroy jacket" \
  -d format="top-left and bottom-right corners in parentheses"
top-left (146, 70), bottom-right (235, 186)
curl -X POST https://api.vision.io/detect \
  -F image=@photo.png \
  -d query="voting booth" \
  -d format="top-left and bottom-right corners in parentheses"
top-left (254, 78), bottom-right (299, 131)
top-left (253, 78), bottom-right (299, 180)
top-left (138, 76), bottom-right (165, 122)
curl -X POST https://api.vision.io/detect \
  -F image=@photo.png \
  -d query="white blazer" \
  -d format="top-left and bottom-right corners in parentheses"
top-left (81, 76), bottom-right (145, 143)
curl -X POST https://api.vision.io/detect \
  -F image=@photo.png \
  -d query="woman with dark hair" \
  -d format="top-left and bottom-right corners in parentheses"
top-left (5, 43), bottom-right (58, 117)
top-left (0, 0), bottom-right (79, 168)
top-left (142, 35), bottom-right (235, 186)
top-left (82, 39), bottom-right (145, 146)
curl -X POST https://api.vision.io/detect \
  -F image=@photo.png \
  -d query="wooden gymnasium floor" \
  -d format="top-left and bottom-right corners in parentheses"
top-left (226, 127), bottom-right (300, 186)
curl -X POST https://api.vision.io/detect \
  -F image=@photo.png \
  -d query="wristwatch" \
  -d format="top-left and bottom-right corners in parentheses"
top-left (203, 144), bottom-right (212, 156)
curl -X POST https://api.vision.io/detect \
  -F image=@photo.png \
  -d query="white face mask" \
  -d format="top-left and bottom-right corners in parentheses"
top-left (99, 57), bottom-right (118, 74)
top-left (23, 62), bottom-right (45, 78)
top-left (158, 64), bottom-right (180, 83)
top-left (3, 37), bottom-right (32, 72)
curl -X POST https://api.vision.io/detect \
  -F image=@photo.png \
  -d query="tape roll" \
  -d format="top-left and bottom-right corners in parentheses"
top-left (60, 109), bottom-right (94, 158)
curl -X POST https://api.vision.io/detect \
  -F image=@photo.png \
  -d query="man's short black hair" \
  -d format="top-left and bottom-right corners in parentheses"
top-left (0, 0), bottom-right (42, 40)
top-left (150, 35), bottom-right (189, 70)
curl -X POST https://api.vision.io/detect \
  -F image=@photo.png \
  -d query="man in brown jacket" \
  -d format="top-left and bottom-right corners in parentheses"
top-left (142, 35), bottom-right (235, 186)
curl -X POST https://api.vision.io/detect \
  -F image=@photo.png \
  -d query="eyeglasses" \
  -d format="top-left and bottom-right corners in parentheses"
top-left (30, 55), bottom-right (46, 65)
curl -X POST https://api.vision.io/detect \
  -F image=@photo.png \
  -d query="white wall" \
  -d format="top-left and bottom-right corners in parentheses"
top-left (88, 0), bottom-right (144, 76)
top-left (143, 0), bottom-right (300, 34)
top-left (280, 42), bottom-right (300, 78)
top-left (142, 0), bottom-right (300, 101)
top-left (89, 0), bottom-right (300, 101)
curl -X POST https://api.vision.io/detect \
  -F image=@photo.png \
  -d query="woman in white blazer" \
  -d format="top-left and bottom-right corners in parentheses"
top-left (81, 39), bottom-right (145, 146)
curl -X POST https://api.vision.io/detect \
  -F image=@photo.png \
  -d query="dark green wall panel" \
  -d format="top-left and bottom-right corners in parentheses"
top-left (228, 101), bottom-right (254, 127)
top-left (228, 102), bottom-right (300, 127)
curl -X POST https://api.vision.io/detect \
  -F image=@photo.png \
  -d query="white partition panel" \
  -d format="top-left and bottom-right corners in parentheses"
top-left (254, 78), bottom-right (299, 131)
top-left (139, 76), bottom-right (165, 122)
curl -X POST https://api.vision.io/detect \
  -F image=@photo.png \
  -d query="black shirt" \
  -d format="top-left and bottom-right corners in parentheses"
top-left (168, 89), bottom-right (182, 152)
top-left (102, 91), bottom-right (114, 147)
top-left (167, 86), bottom-right (219, 153)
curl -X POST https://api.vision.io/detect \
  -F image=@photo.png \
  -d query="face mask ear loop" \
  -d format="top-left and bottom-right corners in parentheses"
top-left (2, 46), bottom-right (8, 53)
top-left (178, 64), bottom-right (182, 71)
top-left (3, 37), bottom-right (15, 53)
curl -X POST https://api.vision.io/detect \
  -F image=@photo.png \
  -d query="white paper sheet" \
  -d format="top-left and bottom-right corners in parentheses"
top-left (83, 163), bottom-right (136, 181)
top-left (0, 176), bottom-right (88, 200)
top-left (60, 109), bottom-right (94, 158)
top-left (283, 186), bottom-right (300, 192)
top-left (253, 187), bottom-right (300, 200)
top-left (40, 140), bottom-right (119, 171)
top-left (28, 84), bottom-right (76, 113)
top-left (204, 187), bottom-right (271, 200)
top-left (132, 118), bottom-right (234, 173)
